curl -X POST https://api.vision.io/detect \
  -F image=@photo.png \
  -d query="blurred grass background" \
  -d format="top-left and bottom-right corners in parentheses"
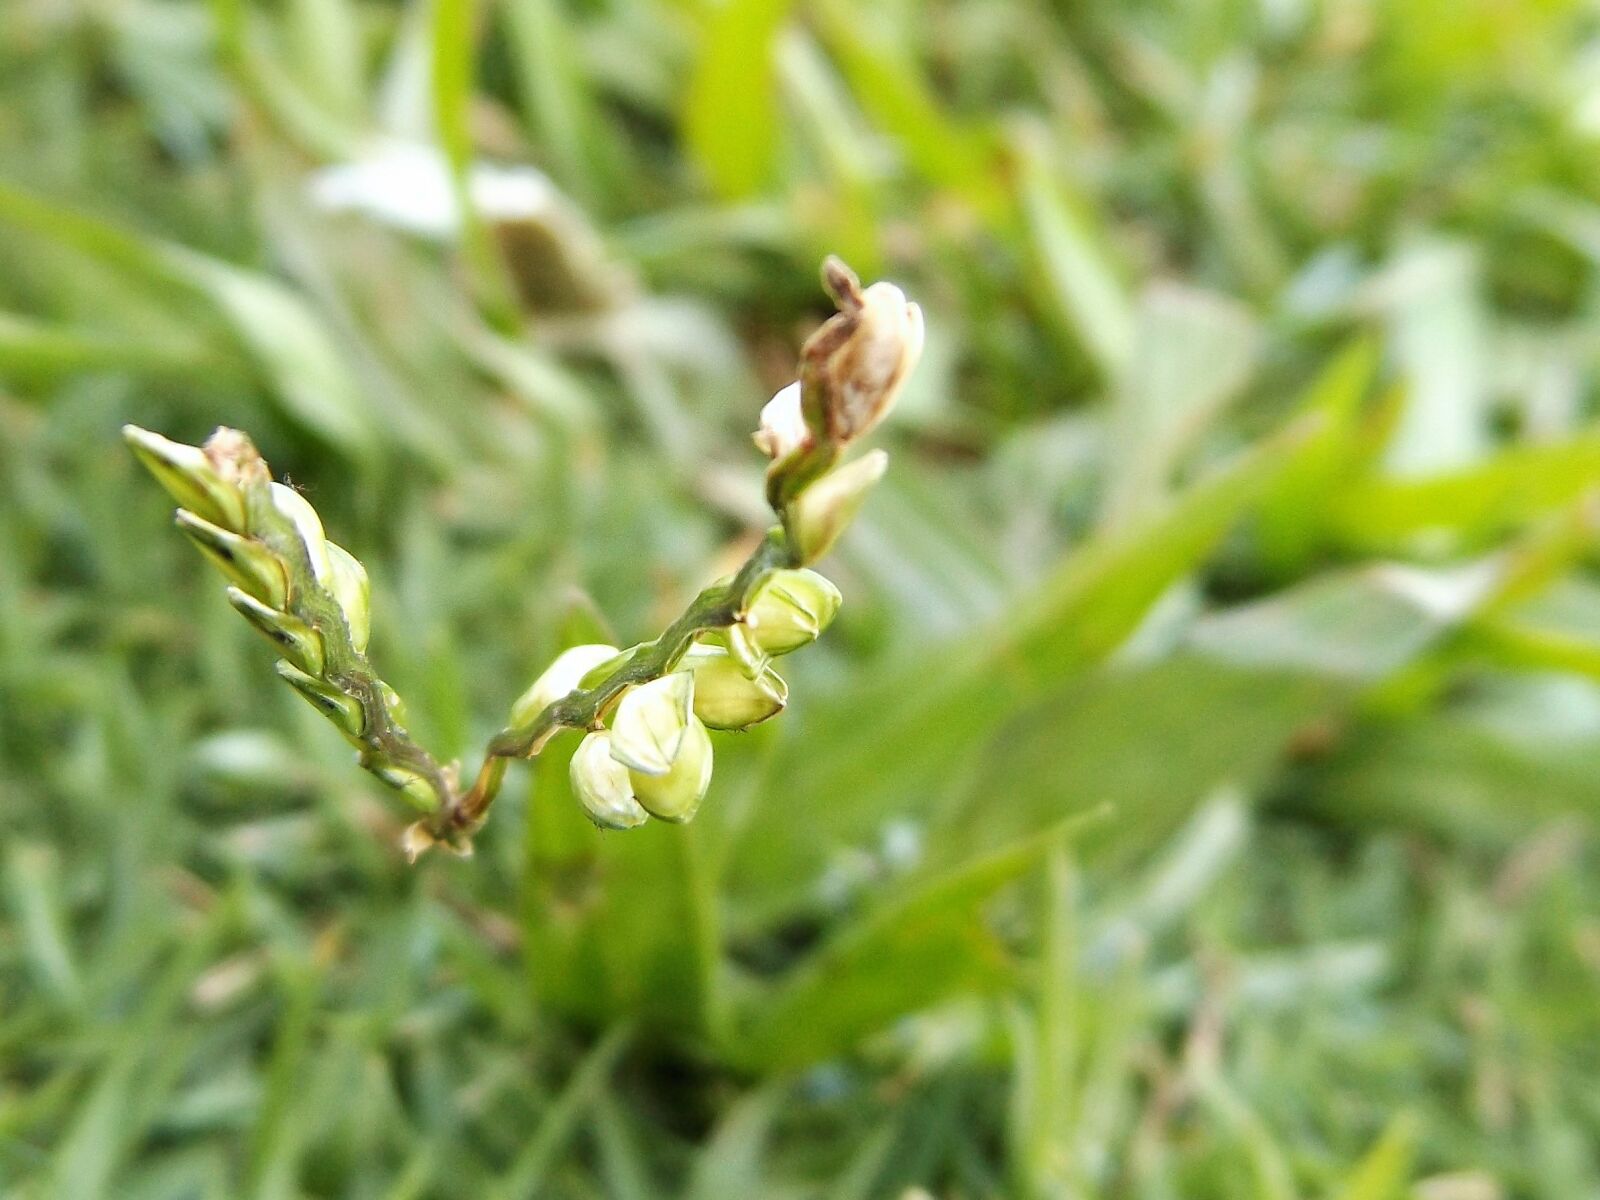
top-left (4, 0), bottom-right (1600, 1195)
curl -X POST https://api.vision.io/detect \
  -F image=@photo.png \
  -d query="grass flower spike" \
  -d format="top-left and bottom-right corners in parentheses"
top-left (127, 257), bottom-right (922, 860)
top-left (123, 424), bottom-right (462, 839)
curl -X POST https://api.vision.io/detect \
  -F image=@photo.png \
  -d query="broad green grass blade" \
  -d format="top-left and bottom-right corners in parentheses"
top-left (683, 0), bottom-right (793, 198)
top-left (730, 822), bottom-right (1092, 1072)
top-left (939, 659), bottom-right (1341, 867)
top-left (1329, 1111), bottom-right (1417, 1200)
top-left (1099, 282), bottom-right (1258, 530)
top-left (0, 312), bottom-right (229, 382)
top-left (491, 1027), bottom-right (631, 1199)
top-left (1014, 129), bottom-right (1134, 378)
top-left (1330, 433), bottom-right (1600, 550)
top-left (1255, 339), bottom-right (1382, 574)
top-left (733, 412), bottom-right (1333, 900)
top-left (499, 0), bottom-right (614, 203)
top-left (167, 251), bottom-right (379, 456)
top-left (522, 737), bottom-right (710, 1034)
top-left (0, 178), bottom-right (378, 453)
top-left (812, 0), bottom-right (1003, 218)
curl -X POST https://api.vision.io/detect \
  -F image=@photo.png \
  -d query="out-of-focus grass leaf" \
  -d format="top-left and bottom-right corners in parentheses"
top-left (775, 28), bottom-right (883, 272)
top-left (1373, 238), bottom-right (1491, 475)
top-left (3, 843), bottom-right (82, 1008)
top-left (940, 658), bottom-right (1342, 867)
top-left (685, 1089), bottom-right (788, 1200)
top-left (1255, 340), bottom-right (1383, 575)
top-left (0, 178), bottom-right (378, 453)
top-left (732, 412), bottom-right (1332, 903)
top-left (500, 0), bottom-right (614, 204)
top-left (1186, 564), bottom-right (1493, 681)
top-left (492, 1027), bottom-right (631, 1199)
top-left (812, 0), bottom-right (1002, 218)
top-left (428, 0), bottom-right (519, 325)
top-left (285, 0), bottom-right (366, 125)
top-left (1329, 1111), bottom-right (1417, 1200)
top-left (522, 736), bottom-right (711, 1034)
top-left (1305, 685), bottom-right (1600, 839)
top-left (731, 825), bottom-right (1077, 1072)
top-left (429, 0), bottom-right (474, 177)
top-left (1014, 127), bottom-right (1134, 379)
top-left (208, 0), bottom-right (360, 158)
top-left (1472, 577), bottom-right (1600, 681)
top-left (1329, 433), bottom-right (1600, 550)
top-left (0, 311), bottom-right (228, 382)
top-left (169, 251), bottom-right (377, 455)
top-left (1099, 282), bottom-right (1259, 530)
top-left (47, 902), bottom-right (233, 1199)
top-left (683, 0), bottom-right (793, 198)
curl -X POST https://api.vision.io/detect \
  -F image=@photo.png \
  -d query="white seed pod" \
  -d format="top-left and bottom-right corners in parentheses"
top-left (509, 643), bottom-right (621, 731)
top-left (570, 731), bottom-right (650, 830)
top-left (226, 587), bottom-right (326, 676)
top-left (684, 645), bottom-right (786, 730)
top-left (743, 568), bottom-right (843, 656)
top-left (627, 715), bottom-right (712, 822)
top-left (608, 672), bottom-right (694, 776)
top-left (324, 542), bottom-right (371, 653)
top-left (174, 509), bottom-right (289, 609)
top-left (268, 482), bottom-right (332, 585)
top-left (788, 450), bottom-right (887, 565)
top-left (124, 425), bottom-right (247, 531)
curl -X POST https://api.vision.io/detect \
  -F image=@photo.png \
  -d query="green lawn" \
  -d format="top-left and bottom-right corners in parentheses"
top-left (2, 0), bottom-right (1600, 1195)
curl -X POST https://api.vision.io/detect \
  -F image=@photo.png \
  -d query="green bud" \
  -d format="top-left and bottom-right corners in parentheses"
top-left (325, 542), bottom-right (371, 653)
top-left (627, 716), bottom-right (712, 823)
top-left (608, 672), bottom-right (694, 776)
top-left (274, 660), bottom-right (364, 736)
top-left (684, 646), bottom-right (786, 730)
top-left (570, 731), bottom-right (650, 830)
top-left (174, 509), bottom-right (289, 608)
top-left (226, 587), bottom-right (326, 676)
top-left (509, 643), bottom-right (621, 730)
top-left (700, 619), bottom-right (768, 679)
top-left (268, 482), bottom-right (332, 585)
top-left (378, 680), bottom-right (410, 727)
top-left (742, 568), bottom-right (842, 655)
top-left (788, 450), bottom-right (887, 564)
top-left (368, 760), bottom-right (441, 813)
top-left (123, 425), bottom-right (247, 531)
top-left (579, 646), bottom-right (638, 689)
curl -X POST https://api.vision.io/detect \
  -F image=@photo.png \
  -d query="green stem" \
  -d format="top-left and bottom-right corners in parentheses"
top-left (244, 479), bottom-right (458, 813)
top-left (436, 527), bottom-right (795, 838)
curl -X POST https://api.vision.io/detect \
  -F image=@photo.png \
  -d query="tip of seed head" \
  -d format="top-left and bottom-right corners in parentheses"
top-left (822, 256), bottom-right (864, 313)
top-left (203, 426), bottom-right (269, 487)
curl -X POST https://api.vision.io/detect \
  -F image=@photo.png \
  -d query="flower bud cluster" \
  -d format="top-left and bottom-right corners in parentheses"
top-left (124, 424), bottom-right (445, 817)
top-left (527, 568), bottom-right (839, 830)
top-left (128, 256), bottom-right (921, 859)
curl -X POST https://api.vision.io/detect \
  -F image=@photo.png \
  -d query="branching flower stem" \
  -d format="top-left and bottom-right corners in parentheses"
top-left (128, 257), bottom-right (923, 859)
top-left (448, 529), bottom-right (793, 837)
